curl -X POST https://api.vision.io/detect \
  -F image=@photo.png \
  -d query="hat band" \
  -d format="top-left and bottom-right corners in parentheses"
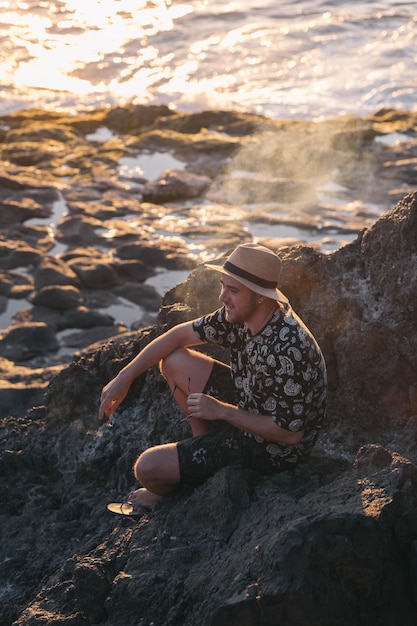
top-left (224, 260), bottom-right (277, 289)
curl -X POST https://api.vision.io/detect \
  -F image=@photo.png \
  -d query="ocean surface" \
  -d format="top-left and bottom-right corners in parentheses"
top-left (0, 0), bottom-right (416, 119)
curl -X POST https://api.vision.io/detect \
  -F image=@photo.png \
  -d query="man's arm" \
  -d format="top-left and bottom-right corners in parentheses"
top-left (187, 394), bottom-right (304, 445)
top-left (99, 320), bottom-right (203, 421)
top-left (221, 403), bottom-right (304, 445)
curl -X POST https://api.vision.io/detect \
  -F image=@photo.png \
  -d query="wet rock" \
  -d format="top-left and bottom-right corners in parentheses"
top-left (128, 127), bottom-right (240, 167)
top-left (29, 285), bottom-right (84, 310)
top-left (0, 167), bottom-right (60, 193)
top-left (0, 270), bottom-right (33, 298)
top-left (0, 294), bottom-right (8, 314)
top-left (112, 281), bottom-right (161, 310)
top-left (114, 259), bottom-right (156, 282)
top-left (0, 196), bottom-right (51, 225)
top-left (60, 325), bottom-right (128, 351)
top-left (104, 103), bottom-right (174, 134)
top-left (64, 186), bottom-right (145, 220)
top-left (0, 322), bottom-right (59, 361)
top-left (61, 306), bottom-right (116, 330)
top-left (142, 169), bottom-right (211, 203)
top-left (1, 141), bottom-right (68, 166)
top-left (63, 184), bottom-right (109, 204)
top-left (0, 359), bottom-right (65, 418)
top-left (2, 222), bottom-right (55, 253)
top-left (116, 240), bottom-right (196, 271)
top-left (0, 241), bottom-right (42, 269)
top-left (33, 257), bottom-right (80, 290)
top-left (5, 121), bottom-right (81, 144)
top-left (66, 256), bottom-right (154, 289)
top-left (13, 304), bottom-right (116, 337)
top-left (159, 108), bottom-right (274, 136)
top-left (55, 214), bottom-right (105, 244)
top-left (68, 259), bottom-right (121, 289)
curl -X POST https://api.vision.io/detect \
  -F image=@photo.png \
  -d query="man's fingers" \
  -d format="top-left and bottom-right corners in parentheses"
top-left (98, 396), bottom-right (116, 421)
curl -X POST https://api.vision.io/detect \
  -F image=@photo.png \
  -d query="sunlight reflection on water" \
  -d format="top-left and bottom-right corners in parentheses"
top-left (1, 1), bottom-right (415, 117)
top-left (118, 152), bottom-right (185, 181)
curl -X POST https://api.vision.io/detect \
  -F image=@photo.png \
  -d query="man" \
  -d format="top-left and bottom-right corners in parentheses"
top-left (100, 243), bottom-right (327, 517)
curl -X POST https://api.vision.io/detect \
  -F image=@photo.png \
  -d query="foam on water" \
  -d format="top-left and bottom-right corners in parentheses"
top-left (0, 0), bottom-right (415, 119)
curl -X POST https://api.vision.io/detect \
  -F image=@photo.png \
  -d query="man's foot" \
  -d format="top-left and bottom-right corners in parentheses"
top-left (127, 487), bottom-right (163, 510)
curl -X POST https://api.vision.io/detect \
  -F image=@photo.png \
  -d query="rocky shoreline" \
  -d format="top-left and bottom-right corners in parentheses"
top-left (1, 105), bottom-right (417, 625)
top-left (1, 104), bottom-right (417, 418)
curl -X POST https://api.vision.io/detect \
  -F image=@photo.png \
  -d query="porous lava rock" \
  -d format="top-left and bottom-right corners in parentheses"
top-left (2, 192), bottom-right (417, 625)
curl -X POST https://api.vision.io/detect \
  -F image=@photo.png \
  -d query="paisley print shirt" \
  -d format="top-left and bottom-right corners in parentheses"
top-left (192, 304), bottom-right (327, 464)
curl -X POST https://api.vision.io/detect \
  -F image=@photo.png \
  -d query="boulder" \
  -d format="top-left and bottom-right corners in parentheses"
top-left (142, 169), bottom-right (211, 203)
top-left (54, 214), bottom-right (105, 244)
top-left (33, 257), bottom-right (80, 290)
top-left (0, 270), bottom-right (33, 298)
top-left (104, 103), bottom-right (175, 134)
top-left (0, 322), bottom-right (59, 361)
top-left (0, 361), bottom-right (65, 418)
top-left (0, 241), bottom-right (42, 269)
top-left (29, 284), bottom-right (84, 310)
top-left (112, 281), bottom-right (161, 310)
top-left (116, 240), bottom-right (196, 271)
top-left (68, 259), bottom-right (121, 289)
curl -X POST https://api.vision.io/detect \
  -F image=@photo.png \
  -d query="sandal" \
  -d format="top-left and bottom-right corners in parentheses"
top-left (107, 501), bottom-right (152, 518)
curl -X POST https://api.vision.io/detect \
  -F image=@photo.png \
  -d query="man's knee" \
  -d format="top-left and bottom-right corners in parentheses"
top-left (159, 347), bottom-right (187, 380)
top-left (134, 443), bottom-right (180, 486)
top-left (134, 448), bottom-right (157, 484)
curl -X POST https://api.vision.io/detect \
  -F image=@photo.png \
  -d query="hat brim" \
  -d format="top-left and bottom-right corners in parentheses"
top-left (205, 260), bottom-right (288, 304)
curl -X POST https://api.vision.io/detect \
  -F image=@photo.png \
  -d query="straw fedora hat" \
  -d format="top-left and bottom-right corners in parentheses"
top-left (205, 243), bottom-right (288, 303)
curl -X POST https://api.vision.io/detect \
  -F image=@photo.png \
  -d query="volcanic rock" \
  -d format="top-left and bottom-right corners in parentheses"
top-left (142, 169), bottom-right (211, 203)
top-left (2, 192), bottom-right (417, 625)
top-left (1, 104), bottom-right (417, 624)
top-left (0, 322), bottom-right (59, 361)
top-left (0, 241), bottom-right (42, 270)
top-left (29, 284), bottom-right (84, 310)
top-left (33, 257), bottom-right (80, 290)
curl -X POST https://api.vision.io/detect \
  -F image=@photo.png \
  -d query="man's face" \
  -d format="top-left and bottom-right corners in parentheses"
top-left (219, 274), bottom-right (258, 325)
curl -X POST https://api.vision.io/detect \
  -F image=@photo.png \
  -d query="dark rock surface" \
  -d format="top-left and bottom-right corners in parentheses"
top-left (1, 190), bottom-right (417, 625)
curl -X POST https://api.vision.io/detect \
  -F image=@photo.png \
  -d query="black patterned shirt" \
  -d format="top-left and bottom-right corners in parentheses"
top-left (192, 304), bottom-right (327, 464)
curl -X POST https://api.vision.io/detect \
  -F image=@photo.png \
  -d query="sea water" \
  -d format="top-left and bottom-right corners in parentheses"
top-left (0, 0), bottom-right (415, 119)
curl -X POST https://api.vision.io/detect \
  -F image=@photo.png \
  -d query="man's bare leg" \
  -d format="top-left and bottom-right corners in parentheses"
top-left (128, 443), bottom-right (180, 508)
top-left (160, 347), bottom-right (216, 435)
top-left (129, 348), bottom-right (222, 509)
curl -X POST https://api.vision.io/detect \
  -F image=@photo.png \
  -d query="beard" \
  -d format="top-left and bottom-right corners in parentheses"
top-left (224, 293), bottom-right (259, 325)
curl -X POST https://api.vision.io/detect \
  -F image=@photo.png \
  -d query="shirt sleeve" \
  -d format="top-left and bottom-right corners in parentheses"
top-left (192, 307), bottom-right (236, 347)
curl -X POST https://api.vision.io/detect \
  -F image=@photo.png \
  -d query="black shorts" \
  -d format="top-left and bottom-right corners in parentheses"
top-left (176, 361), bottom-right (294, 486)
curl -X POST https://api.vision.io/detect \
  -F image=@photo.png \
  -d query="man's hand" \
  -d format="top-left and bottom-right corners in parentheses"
top-left (186, 393), bottom-right (225, 421)
top-left (99, 375), bottom-right (130, 422)
top-left (187, 392), bottom-right (305, 446)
